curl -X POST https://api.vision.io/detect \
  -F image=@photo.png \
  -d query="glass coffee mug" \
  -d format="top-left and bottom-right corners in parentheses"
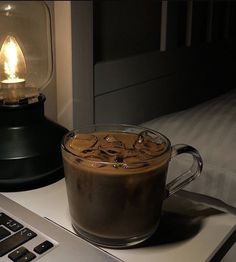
top-left (61, 124), bottom-right (203, 248)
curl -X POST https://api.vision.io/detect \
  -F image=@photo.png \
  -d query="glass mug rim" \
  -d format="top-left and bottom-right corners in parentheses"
top-left (61, 123), bottom-right (172, 169)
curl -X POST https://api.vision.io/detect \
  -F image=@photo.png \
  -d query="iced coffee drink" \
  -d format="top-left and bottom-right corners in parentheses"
top-left (61, 124), bottom-right (202, 248)
top-left (62, 126), bottom-right (171, 246)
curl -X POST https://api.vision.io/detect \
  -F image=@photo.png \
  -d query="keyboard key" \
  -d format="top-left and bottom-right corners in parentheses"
top-left (0, 226), bottom-right (11, 240)
top-left (0, 228), bottom-right (37, 257)
top-left (8, 247), bottom-right (28, 261)
top-left (0, 213), bottom-right (23, 232)
top-left (34, 240), bottom-right (54, 254)
top-left (16, 251), bottom-right (36, 262)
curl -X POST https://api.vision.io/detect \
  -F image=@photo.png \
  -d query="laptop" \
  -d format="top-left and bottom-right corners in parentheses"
top-left (0, 193), bottom-right (121, 262)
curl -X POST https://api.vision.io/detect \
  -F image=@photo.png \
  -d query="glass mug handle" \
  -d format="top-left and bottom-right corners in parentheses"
top-left (166, 144), bottom-right (203, 198)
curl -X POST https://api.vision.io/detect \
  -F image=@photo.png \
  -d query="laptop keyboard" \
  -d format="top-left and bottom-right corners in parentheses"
top-left (0, 211), bottom-right (56, 261)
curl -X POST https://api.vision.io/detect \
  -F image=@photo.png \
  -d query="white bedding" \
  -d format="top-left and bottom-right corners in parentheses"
top-left (143, 89), bottom-right (236, 208)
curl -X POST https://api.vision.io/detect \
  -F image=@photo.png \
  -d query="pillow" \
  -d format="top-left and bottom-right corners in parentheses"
top-left (142, 89), bottom-right (236, 208)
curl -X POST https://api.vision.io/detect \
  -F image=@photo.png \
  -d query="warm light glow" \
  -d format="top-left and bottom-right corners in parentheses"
top-left (0, 35), bottom-right (26, 84)
top-left (4, 4), bottom-right (12, 11)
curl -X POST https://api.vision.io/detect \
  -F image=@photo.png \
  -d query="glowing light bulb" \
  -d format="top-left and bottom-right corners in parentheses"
top-left (0, 35), bottom-right (26, 86)
top-left (4, 4), bottom-right (12, 11)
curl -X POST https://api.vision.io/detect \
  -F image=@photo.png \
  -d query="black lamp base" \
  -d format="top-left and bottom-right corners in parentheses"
top-left (0, 94), bottom-right (68, 192)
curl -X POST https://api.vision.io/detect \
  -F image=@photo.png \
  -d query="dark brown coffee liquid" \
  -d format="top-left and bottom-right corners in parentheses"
top-left (62, 131), bottom-right (170, 240)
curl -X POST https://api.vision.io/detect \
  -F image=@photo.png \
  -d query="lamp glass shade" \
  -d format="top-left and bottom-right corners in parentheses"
top-left (0, 1), bottom-right (67, 191)
top-left (0, 1), bottom-right (53, 91)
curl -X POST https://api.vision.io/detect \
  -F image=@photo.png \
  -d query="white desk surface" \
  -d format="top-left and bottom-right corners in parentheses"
top-left (3, 179), bottom-right (236, 262)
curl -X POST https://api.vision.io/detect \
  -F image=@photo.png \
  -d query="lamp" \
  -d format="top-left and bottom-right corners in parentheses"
top-left (0, 1), bottom-right (68, 191)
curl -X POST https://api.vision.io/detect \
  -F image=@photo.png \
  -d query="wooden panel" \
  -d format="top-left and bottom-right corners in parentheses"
top-left (94, 43), bottom-right (229, 97)
top-left (95, 47), bottom-right (206, 97)
top-left (163, 0), bottom-right (196, 50)
top-left (186, 0), bottom-right (193, 47)
top-left (212, 1), bottom-right (228, 41)
top-left (166, 1), bottom-right (187, 49)
top-left (95, 50), bottom-right (176, 96)
top-left (228, 2), bottom-right (236, 39)
top-left (160, 0), bottom-right (168, 51)
top-left (95, 40), bottom-right (236, 125)
top-left (191, 1), bottom-right (208, 45)
top-left (95, 75), bottom-right (176, 125)
top-left (71, 1), bottom-right (94, 128)
top-left (206, 0), bottom-right (214, 42)
top-left (94, 1), bottom-right (161, 62)
top-left (95, 70), bottom-right (207, 125)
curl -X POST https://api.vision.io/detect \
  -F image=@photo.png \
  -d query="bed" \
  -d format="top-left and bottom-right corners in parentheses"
top-left (142, 88), bottom-right (236, 211)
top-left (141, 88), bottom-right (236, 261)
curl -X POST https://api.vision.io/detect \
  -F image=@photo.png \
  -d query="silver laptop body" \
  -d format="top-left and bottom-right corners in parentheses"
top-left (0, 193), bottom-right (121, 262)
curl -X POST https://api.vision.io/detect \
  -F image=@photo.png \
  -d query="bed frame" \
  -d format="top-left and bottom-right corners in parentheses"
top-left (55, 1), bottom-right (236, 130)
